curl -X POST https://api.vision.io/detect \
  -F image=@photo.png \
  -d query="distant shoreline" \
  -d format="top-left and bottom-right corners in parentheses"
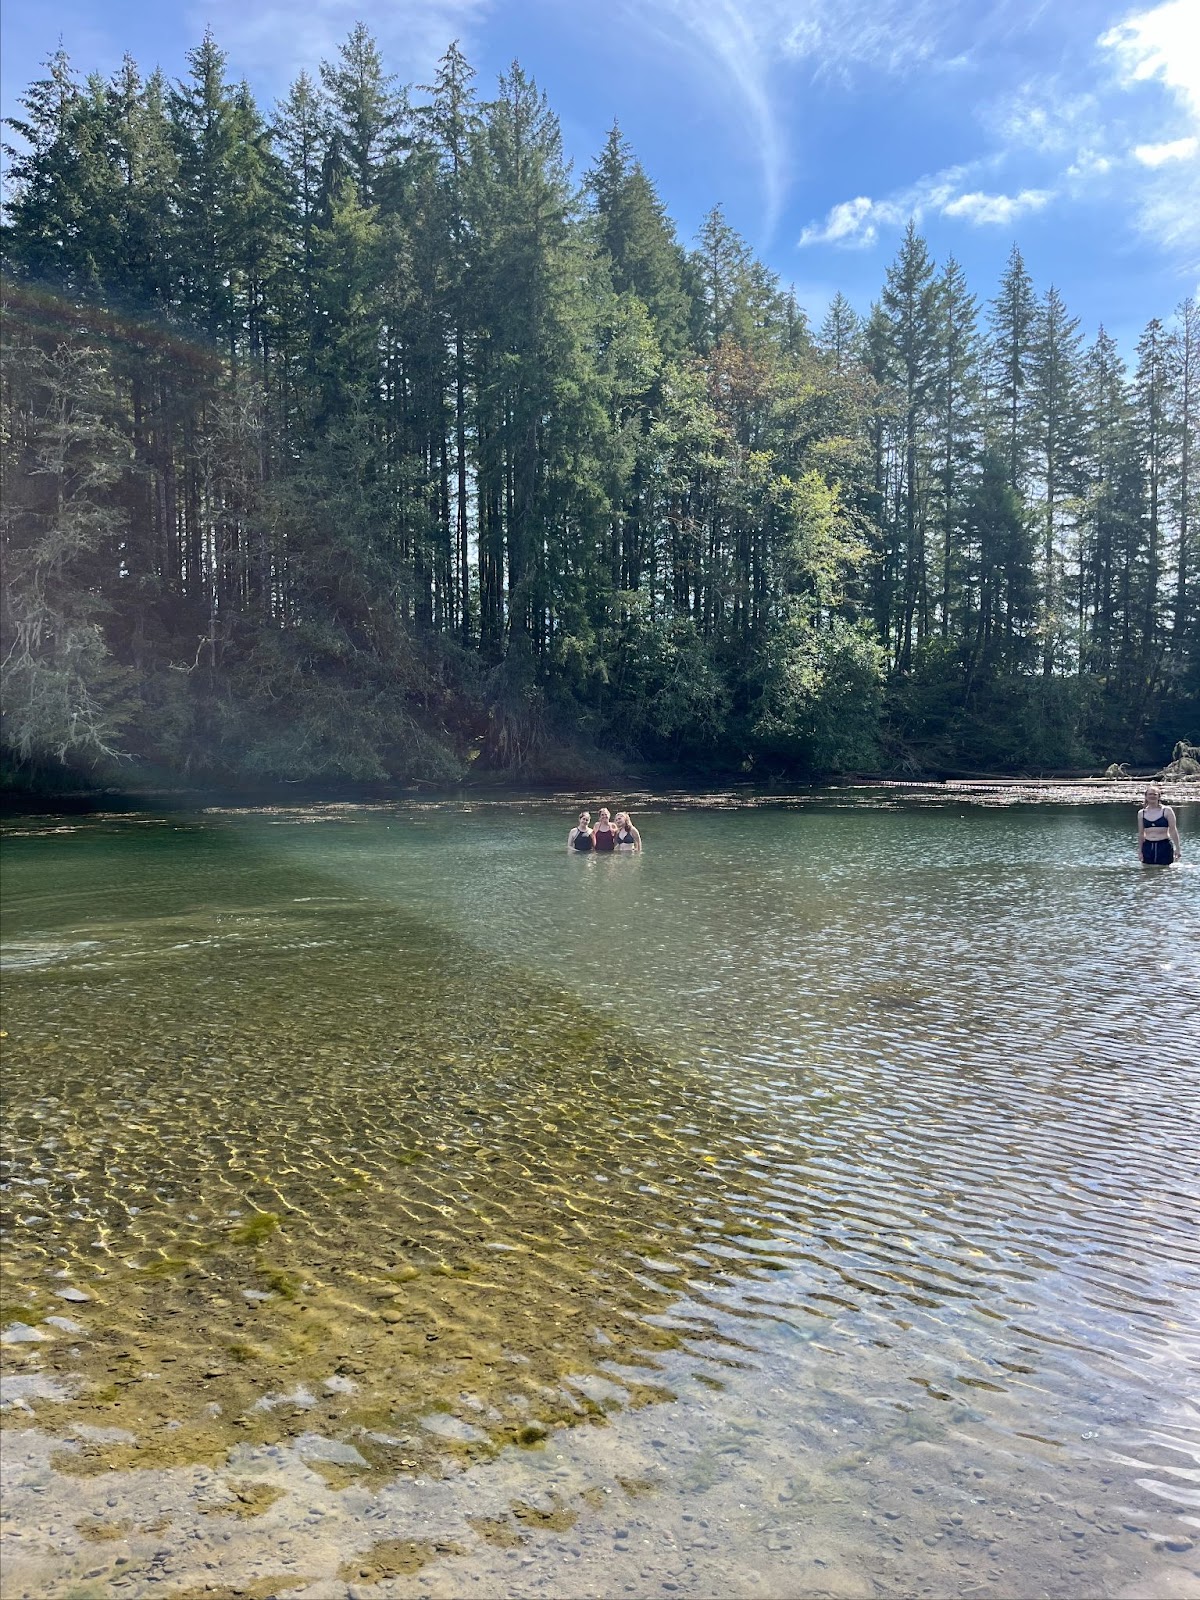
top-left (3, 768), bottom-right (1196, 818)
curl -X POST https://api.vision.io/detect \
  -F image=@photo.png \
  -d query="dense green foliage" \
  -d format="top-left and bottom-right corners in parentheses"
top-left (3, 33), bottom-right (1197, 785)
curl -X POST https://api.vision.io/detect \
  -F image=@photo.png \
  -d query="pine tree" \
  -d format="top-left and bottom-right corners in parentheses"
top-left (273, 71), bottom-right (330, 441)
top-left (585, 123), bottom-right (689, 606)
top-left (169, 31), bottom-right (241, 342)
top-left (988, 244), bottom-right (1037, 496)
top-left (586, 124), bottom-right (689, 354)
top-left (1133, 318), bottom-right (1170, 672)
top-left (862, 301), bottom-right (897, 649)
top-left (691, 206), bottom-right (759, 352)
top-left (104, 59), bottom-right (178, 311)
top-left (1078, 328), bottom-right (1133, 681)
top-left (1167, 298), bottom-right (1198, 661)
top-left (2, 49), bottom-right (83, 284)
top-left (468, 63), bottom-right (586, 664)
top-left (962, 445), bottom-right (1035, 691)
top-left (931, 256), bottom-right (980, 639)
top-left (319, 23), bottom-right (403, 208)
top-left (1029, 284), bottom-right (1085, 674)
top-left (423, 42), bottom-right (479, 642)
top-left (818, 292), bottom-right (861, 375)
top-left (879, 221), bottom-right (939, 668)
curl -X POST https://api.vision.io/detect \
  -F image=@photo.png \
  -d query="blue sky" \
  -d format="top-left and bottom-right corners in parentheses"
top-left (3, 0), bottom-right (1197, 351)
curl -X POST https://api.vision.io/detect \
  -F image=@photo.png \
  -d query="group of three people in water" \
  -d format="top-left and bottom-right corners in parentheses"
top-left (568, 807), bottom-right (642, 853)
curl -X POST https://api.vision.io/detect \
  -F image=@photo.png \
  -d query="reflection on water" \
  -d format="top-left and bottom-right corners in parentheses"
top-left (1, 789), bottom-right (1198, 1598)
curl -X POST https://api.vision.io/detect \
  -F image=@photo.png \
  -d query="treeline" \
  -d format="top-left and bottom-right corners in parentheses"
top-left (2, 29), bottom-right (1197, 785)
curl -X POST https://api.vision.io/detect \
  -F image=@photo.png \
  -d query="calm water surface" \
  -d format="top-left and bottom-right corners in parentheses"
top-left (1, 787), bottom-right (1198, 1599)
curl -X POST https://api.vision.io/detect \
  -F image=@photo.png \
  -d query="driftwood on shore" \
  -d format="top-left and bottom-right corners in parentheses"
top-left (1158, 741), bottom-right (1200, 781)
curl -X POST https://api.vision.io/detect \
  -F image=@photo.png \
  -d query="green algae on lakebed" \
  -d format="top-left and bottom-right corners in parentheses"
top-left (0, 891), bottom-right (781, 1481)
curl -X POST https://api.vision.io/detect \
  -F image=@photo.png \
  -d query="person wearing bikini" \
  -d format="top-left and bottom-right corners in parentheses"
top-left (1137, 785), bottom-right (1182, 865)
top-left (614, 812), bottom-right (642, 852)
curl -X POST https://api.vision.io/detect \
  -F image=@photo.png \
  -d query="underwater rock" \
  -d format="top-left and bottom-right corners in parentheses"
top-left (294, 1433), bottom-right (369, 1467)
top-left (0, 1372), bottom-right (76, 1408)
top-left (254, 1385), bottom-right (318, 1412)
top-left (1, 1322), bottom-right (50, 1344)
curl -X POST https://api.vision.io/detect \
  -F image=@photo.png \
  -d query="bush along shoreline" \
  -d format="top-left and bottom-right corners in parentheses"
top-left (4, 737), bottom-right (1197, 816)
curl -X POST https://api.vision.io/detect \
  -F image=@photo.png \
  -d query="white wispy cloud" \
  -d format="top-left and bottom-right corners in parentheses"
top-left (614, 0), bottom-right (1034, 243)
top-left (776, 0), bottom-right (957, 79)
top-left (797, 162), bottom-right (1051, 247)
top-left (624, 0), bottom-right (786, 238)
top-left (942, 188), bottom-right (1053, 224)
top-left (798, 197), bottom-right (881, 249)
top-left (187, 0), bottom-right (488, 94)
top-left (1100, 0), bottom-right (1200, 270)
top-left (987, 83), bottom-right (1102, 156)
top-left (798, 0), bottom-right (1200, 270)
top-left (1134, 135), bottom-right (1200, 165)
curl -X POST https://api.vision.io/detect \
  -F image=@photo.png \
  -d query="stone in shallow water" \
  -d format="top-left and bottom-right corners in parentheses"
top-left (254, 1385), bottom-right (318, 1412)
top-left (1, 1322), bottom-right (50, 1344)
top-left (0, 1372), bottom-right (76, 1408)
top-left (44, 1316), bottom-right (85, 1334)
top-left (70, 1424), bottom-right (138, 1444)
top-left (421, 1413), bottom-right (489, 1443)
top-left (294, 1433), bottom-right (370, 1467)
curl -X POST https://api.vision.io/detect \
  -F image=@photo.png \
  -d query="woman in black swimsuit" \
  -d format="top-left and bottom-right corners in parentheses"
top-left (1137, 785), bottom-right (1182, 865)
top-left (568, 812), bottom-right (594, 852)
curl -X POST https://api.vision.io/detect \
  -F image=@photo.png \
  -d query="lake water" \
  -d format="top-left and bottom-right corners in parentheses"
top-left (1, 786), bottom-right (1198, 1599)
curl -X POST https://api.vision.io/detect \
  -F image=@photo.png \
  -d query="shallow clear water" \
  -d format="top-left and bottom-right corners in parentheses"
top-left (1, 787), bottom-right (1198, 1599)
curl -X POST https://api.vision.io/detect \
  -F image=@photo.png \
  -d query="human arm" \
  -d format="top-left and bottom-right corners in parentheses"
top-left (1167, 806), bottom-right (1182, 857)
top-left (630, 825), bottom-right (642, 853)
top-left (1137, 810), bottom-right (1144, 856)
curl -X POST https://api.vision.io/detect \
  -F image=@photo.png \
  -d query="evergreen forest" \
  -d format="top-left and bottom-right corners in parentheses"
top-left (3, 29), bottom-right (1197, 788)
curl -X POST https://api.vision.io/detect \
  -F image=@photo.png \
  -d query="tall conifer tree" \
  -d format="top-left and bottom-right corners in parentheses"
top-left (989, 244), bottom-right (1037, 496)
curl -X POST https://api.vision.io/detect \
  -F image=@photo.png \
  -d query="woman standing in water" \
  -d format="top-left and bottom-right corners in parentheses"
top-left (615, 813), bottom-right (642, 852)
top-left (1137, 785), bottom-right (1182, 865)
top-left (592, 808), bottom-right (617, 853)
top-left (568, 812), bottom-right (594, 851)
